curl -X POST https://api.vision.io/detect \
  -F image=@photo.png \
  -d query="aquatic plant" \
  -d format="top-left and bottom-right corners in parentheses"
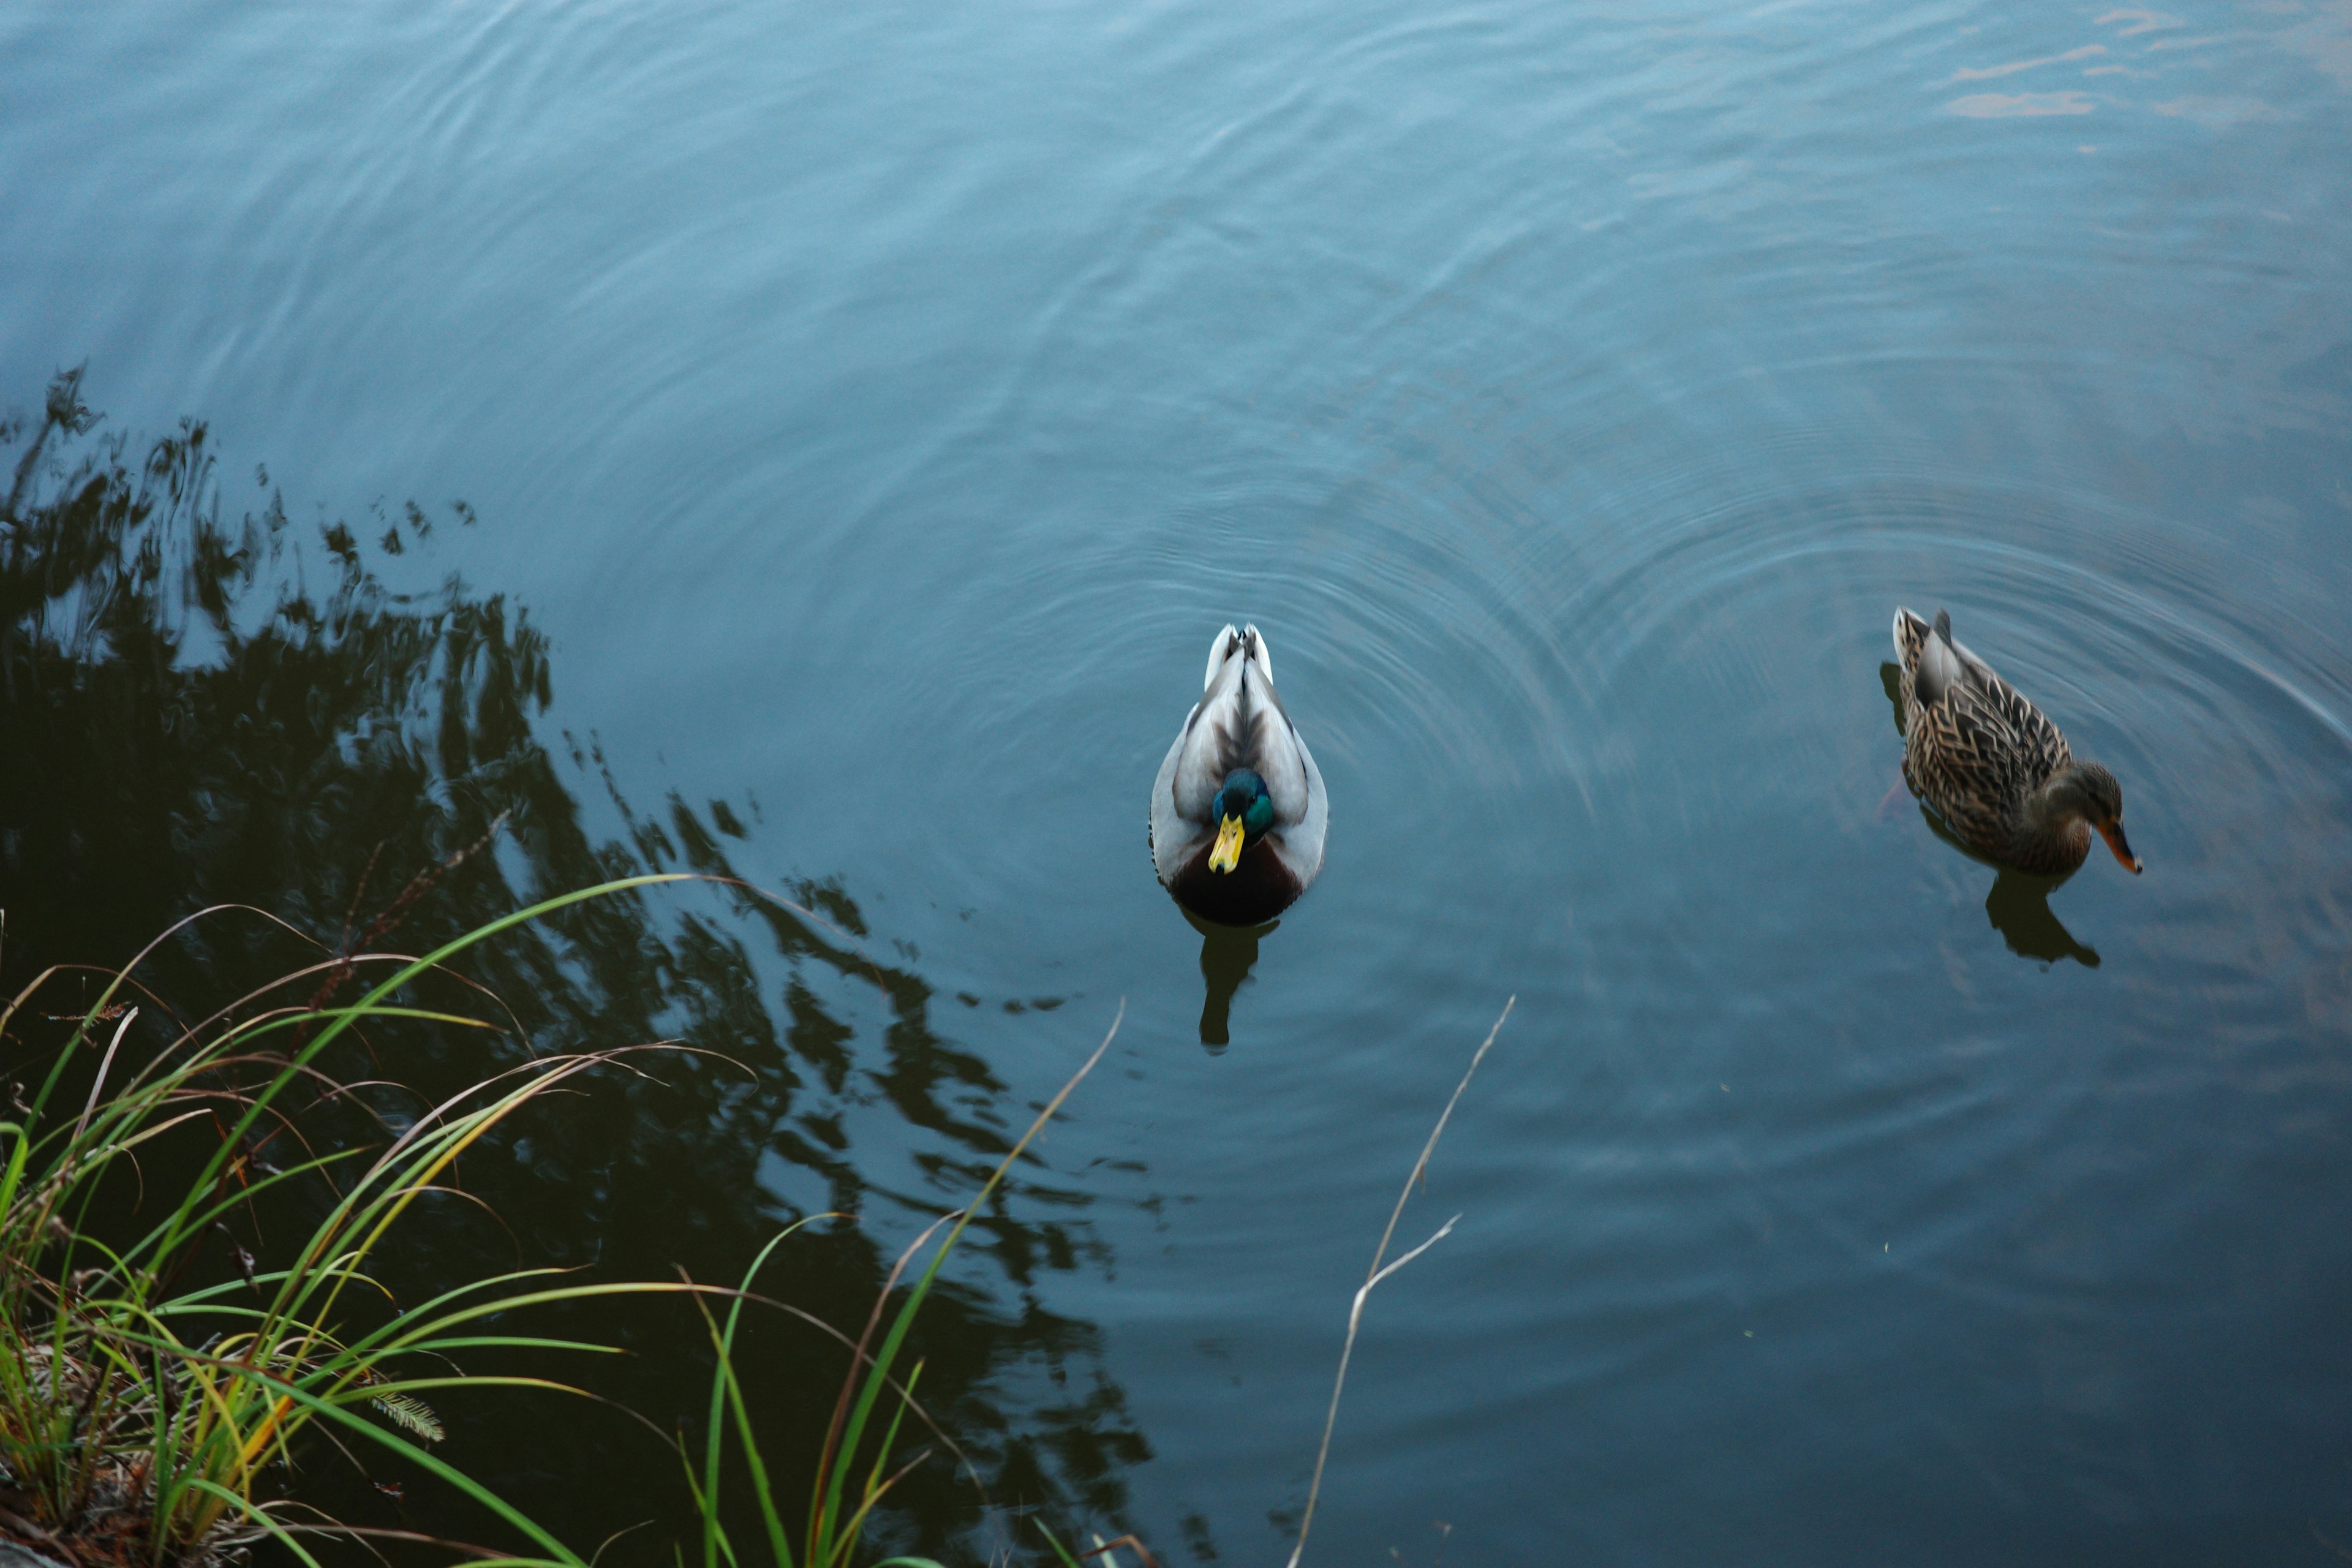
top-left (0, 879), bottom-right (1129, 1567)
top-left (679, 1006), bottom-right (1125, 1568)
top-left (1280, 1000), bottom-right (1511, 1568)
top-left (0, 879), bottom-right (720, 1563)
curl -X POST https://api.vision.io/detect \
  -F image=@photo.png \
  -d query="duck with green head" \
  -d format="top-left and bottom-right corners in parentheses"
top-left (1894, 606), bottom-right (2142, 876)
top-left (1150, 624), bottom-right (1327, 925)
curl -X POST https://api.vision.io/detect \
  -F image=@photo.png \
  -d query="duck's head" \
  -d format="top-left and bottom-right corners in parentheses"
top-left (2059, 761), bottom-right (2140, 873)
top-left (1207, 768), bottom-right (1276, 874)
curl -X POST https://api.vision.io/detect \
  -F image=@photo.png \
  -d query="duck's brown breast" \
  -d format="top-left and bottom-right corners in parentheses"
top-left (1167, 835), bottom-right (1305, 927)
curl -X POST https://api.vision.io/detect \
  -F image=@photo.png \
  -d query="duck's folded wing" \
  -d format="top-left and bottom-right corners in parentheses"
top-left (1916, 627), bottom-right (1964, 709)
top-left (1916, 612), bottom-right (2003, 709)
top-left (1939, 630), bottom-right (2070, 784)
top-left (1155, 635), bottom-right (1250, 881)
top-left (1248, 693), bottom-right (1308, 818)
top-left (1270, 723), bottom-right (1327, 879)
top-left (1150, 723), bottom-right (1198, 883)
top-left (1171, 644), bottom-right (1251, 819)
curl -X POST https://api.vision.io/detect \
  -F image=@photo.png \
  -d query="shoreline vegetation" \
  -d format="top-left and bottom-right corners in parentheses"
top-left (0, 366), bottom-right (1154, 1561)
top-left (0, 879), bottom-right (1136, 1567)
top-left (0, 370), bottom-right (1508, 1566)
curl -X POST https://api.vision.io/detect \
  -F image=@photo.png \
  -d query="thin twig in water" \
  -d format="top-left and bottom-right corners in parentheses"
top-left (340, 839), bottom-right (387, 953)
top-left (1284, 997), bottom-right (1513, 1568)
top-left (304, 813), bottom-right (510, 1019)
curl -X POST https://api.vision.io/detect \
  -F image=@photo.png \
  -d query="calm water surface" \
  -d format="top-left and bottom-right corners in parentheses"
top-left (5, 0), bottom-right (2351, 1561)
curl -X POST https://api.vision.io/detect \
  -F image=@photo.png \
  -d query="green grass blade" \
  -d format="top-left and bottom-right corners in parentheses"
top-left (1031, 1518), bottom-right (1084, 1567)
top-left (690, 1286), bottom-right (794, 1568)
top-left (698, 1216), bottom-right (833, 1568)
top-left (153, 875), bottom-right (691, 1267)
top-left (814, 1003), bottom-right (1119, 1560)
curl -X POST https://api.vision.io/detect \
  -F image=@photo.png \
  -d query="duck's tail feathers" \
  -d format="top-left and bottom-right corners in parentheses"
top-left (1208, 624), bottom-right (1278, 692)
top-left (1204, 624), bottom-right (1241, 691)
top-left (1893, 606), bottom-right (1932, 671)
top-left (1242, 624), bottom-right (1274, 687)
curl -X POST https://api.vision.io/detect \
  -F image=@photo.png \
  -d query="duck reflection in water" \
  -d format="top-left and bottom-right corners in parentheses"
top-left (1187, 909), bottom-right (1275, 1050)
top-left (1984, 867), bottom-right (2101, 967)
top-left (1918, 804), bottom-right (2103, 966)
top-left (1881, 661), bottom-right (2101, 968)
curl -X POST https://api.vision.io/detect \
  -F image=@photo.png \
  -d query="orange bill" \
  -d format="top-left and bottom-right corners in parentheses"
top-left (2097, 820), bottom-right (2141, 873)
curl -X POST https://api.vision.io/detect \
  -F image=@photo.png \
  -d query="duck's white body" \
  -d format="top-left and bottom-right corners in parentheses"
top-left (1150, 625), bottom-right (1327, 925)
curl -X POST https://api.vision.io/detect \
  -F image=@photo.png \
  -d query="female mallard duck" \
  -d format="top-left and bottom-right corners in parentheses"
top-left (1150, 624), bottom-right (1327, 925)
top-left (1894, 606), bottom-right (2141, 876)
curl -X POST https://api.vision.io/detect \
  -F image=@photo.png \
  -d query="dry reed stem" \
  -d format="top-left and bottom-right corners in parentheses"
top-left (1083, 1530), bottom-right (1161, 1568)
top-left (1283, 997), bottom-right (1513, 1568)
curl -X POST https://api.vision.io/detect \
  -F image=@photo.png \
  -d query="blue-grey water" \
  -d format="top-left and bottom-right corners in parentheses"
top-left (5, 0), bottom-right (2351, 1562)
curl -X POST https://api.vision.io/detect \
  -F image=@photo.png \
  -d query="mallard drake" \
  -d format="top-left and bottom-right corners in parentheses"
top-left (1150, 624), bottom-right (1327, 925)
top-left (1893, 606), bottom-right (2141, 876)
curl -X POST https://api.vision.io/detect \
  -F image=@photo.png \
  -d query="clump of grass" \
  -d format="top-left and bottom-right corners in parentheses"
top-left (0, 870), bottom-right (1140, 1568)
top-left (0, 874), bottom-right (709, 1566)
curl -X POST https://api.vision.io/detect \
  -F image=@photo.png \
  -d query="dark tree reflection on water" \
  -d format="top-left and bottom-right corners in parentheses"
top-left (0, 369), bottom-right (1149, 1564)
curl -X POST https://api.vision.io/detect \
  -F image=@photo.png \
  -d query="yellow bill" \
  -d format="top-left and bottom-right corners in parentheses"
top-left (1208, 813), bottom-right (1246, 873)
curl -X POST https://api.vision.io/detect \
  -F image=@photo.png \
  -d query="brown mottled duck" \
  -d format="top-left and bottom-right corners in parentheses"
top-left (1893, 606), bottom-right (2141, 876)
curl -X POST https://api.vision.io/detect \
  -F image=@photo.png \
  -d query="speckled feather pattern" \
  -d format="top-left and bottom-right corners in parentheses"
top-left (1894, 607), bottom-right (2088, 874)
